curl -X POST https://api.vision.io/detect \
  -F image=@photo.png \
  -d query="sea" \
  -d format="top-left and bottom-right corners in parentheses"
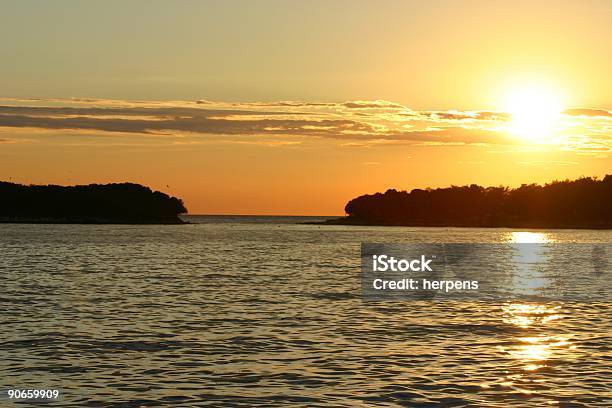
top-left (1, 215), bottom-right (611, 407)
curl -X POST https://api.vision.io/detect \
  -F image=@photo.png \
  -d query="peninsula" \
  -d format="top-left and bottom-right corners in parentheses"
top-left (325, 175), bottom-right (612, 229)
top-left (0, 182), bottom-right (187, 224)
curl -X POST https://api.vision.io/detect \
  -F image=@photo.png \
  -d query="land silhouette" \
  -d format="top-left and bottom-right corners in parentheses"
top-left (326, 175), bottom-right (612, 229)
top-left (0, 182), bottom-right (187, 224)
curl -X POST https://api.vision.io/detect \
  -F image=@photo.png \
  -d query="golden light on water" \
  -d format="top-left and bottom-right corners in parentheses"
top-left (497, 231), bottom-right (581, 380)
top-left (503, 85), bottom-right (565, 142)
top-left (503, 303), bottom-right (562, 328)
top-left (507, 235), bottom-right (553, 295)
top-left (500, 303), bottom-right (577, 379)
top-left (524, 364), bottom-right (546, 371)
top-left (513, 336), bottom-right (570, 358)
top-left (511, 342), bottom-right (551, 361)
top-left (508, 231), bottom-right (551, 243)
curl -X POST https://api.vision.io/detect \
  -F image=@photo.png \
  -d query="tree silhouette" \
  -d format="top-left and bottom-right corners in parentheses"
top-left (0, 182), bottom-right (187, 224)
top-left (339, 175), bottom-right (612, 228)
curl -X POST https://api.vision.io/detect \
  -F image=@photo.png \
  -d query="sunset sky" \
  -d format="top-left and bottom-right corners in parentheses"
top-left (1, 0), bottom-right (610, 215)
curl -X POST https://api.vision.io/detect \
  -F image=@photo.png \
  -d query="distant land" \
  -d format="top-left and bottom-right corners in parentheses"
top-left (0, 182), bottom-right (187, 224)
top-left (324, 175), bottom-right (612, 229)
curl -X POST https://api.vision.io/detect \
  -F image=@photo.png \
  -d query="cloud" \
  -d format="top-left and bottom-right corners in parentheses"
top-left (474, 111), bottom-right (511, 121)
top-left (331, 127), bottom-right (515, 145)
top-left (563, 108), bottom-right (612, 118)
top-left (0, 98), bottom-right (608, 152)
top-left (239, 101), bottom-right (336, 108)
top-left (422, 111), bottom-right (510, 122)
top-left (341, 100), bottom-right (406, 109)
top-left (206, 99), bottom-right (406, 110)
top-left (0, 105), bottom-right (386, 144)
top-left (317, 127), bottom-right (515, 148)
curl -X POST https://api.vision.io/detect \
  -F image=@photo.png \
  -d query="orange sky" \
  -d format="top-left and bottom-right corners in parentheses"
top-left (0, 1), bottom-right (610, 214)
top-left (0, 98), bottom-right (609, 214)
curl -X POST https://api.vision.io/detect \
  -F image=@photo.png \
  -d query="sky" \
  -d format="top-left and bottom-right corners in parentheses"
top-left (0, 0), bottom-right (610, 214)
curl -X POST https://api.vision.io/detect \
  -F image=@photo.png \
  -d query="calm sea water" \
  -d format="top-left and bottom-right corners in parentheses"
top-left (1, 216), bottom-right (611, 407)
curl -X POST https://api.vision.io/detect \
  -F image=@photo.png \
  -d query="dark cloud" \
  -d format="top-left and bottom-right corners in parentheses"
top-left (0, 105), bottom-right (373, 137)
top-left (563, 108), bottom-right (612, 118)
top-left (197, 100), bottom-right (337, 108)
top-left (195, 100), bottom-right (406, 109)
top-left (342, 101), bottom-right (405, 109)
top-left (246, 101), bottom-right (336, 108)
top-left (0, 105), bottom-right (294, 118)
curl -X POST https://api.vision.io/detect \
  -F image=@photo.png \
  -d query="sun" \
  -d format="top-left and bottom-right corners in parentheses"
top-left (503, 85), bottom-right (565, 142)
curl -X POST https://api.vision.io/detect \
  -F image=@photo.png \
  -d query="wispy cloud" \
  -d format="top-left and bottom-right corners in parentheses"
top-left (0, 98), bottom-right (609, 153)
top-left (563, 108), bottom-right (612, 118)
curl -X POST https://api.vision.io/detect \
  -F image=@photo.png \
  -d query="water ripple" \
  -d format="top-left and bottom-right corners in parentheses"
top-left (1, 222), bottom-right (610, 406)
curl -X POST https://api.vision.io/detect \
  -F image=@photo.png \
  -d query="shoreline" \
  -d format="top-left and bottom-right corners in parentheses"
top-left (0, 217), bottom-right (187, 225)
top-left (307, 217), bottom-right (612, 230)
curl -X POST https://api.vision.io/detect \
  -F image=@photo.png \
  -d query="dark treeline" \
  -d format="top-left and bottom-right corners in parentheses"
top-left (0, 182), bottom-right (187, 224)
top-left (334, 175), bottom-right (612, 229)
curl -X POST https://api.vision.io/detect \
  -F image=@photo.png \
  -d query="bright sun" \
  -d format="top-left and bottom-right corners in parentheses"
top-left (503, 86), bottom-right (564, 142)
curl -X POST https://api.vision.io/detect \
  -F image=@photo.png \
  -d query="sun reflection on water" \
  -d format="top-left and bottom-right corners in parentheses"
top-left (503, 303), bottom-right (563, 328)
top-left (499, 302), bottom-right (578, 379)
top-left (509, 335), bottom-right (572, 362)
top-left (507, 231), bottom-right (552, 243)
top-left (486, 301), bottom-right (578, 395)
top-left (496, 231), bottom-right (580, 393)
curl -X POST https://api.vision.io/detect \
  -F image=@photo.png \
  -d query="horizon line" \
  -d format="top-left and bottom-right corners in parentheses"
top-left (183, 214), bottom-right (341, 217)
